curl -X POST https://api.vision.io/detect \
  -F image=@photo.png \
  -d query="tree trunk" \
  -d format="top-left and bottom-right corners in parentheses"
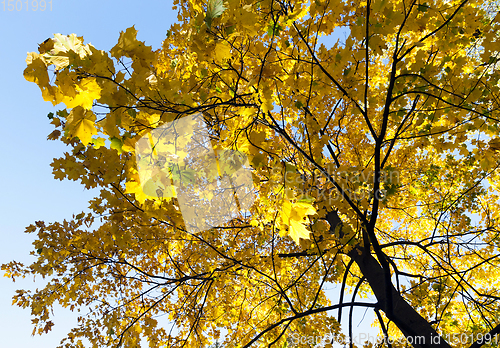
top-left (348, 246), bottom-right (452, 348)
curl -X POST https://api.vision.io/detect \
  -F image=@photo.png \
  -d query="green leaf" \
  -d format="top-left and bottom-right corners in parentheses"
top-left (205, 0), bottom-right (226, 29)
top-left (294, 101), bottom-right (303, 109)
top-left (385, 184), bottom-right (399, 197)
top-left (110, 137), bottom-right (123, 154)
top-left (92, 137), bottom-right (106, 149)
top-left (417, 3), bottom-right (428, 11)
top-left (56, 109), bottom-right (68, 118)
top-left (169, 165), bottom-right (196, 185)
top-left (267, 21), bottom-right (282, 36)
top-left (47, 112), bottom-right (54, 120)
top-left (298, 195), bottom-right (315, 204)
top-left (225, 24), bottom-right (236, 35)
top-left (75, 212), bottom-right (85, 219)
top-left (127, 109), bottom-right (137, 118)
top-left (396, 109), bottom-right (406, 118)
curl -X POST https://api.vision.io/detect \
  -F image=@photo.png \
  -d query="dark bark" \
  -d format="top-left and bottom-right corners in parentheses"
top-left (348, 246), bottom-right (452, 348)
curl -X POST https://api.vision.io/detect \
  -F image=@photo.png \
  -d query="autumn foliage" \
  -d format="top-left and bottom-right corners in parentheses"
top-left (3, 0), bottom-right (500, 347)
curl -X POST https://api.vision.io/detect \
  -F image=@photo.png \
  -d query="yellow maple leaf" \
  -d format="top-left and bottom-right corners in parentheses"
top-left (62, 78), bottom-right (101, 110)
top-left (288, 219), bottom-right (312, 244)
top-left (215, 42), bottom-right (231, 61)
top-left (260, 87), bottom-right (274, 113)
top-left (66, 106), bottom-right (97, 146)
top-left (489, 137), bottom-right (500, 151)
top-left (24, 57), bottom-right (49, 86)
top-left (125, 180), bottom-right (149, 204)
top-left (110, 26), bottom-right (138, 57)
top-left (290, 201), bottom-right (316, 219)
top-left (41, 34), bottom-right (92, 70)
top-left (282, 199), bottom-right (316, 244)
top-left (109, 26), bottom-right (153, 60)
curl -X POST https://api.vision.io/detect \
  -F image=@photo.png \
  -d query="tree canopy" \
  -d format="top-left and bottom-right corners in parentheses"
top-left (4, 0), bottom-right (500, 347)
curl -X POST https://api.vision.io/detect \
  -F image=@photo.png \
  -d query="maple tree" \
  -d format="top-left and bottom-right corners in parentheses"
top-left (4, 0), bottom-right (500, 347)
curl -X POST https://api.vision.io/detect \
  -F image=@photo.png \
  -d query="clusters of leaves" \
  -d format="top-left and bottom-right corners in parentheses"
top-left (3, 0), bottom-right (500, 347)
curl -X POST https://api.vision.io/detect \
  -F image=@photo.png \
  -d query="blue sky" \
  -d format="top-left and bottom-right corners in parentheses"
top-left (0, 2), bottom-right (378, 347)
top-left (0, 1), bottom-right (176, 346)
